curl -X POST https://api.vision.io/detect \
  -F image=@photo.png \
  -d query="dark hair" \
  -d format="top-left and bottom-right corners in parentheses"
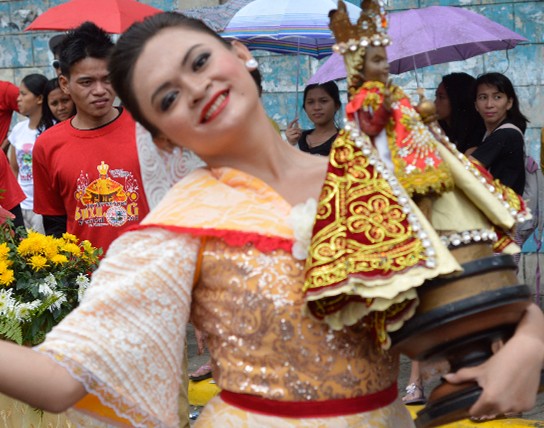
top-left (474, 72), bottom-right (529, 133)
top-left (302, 81), bottom-right (341, 110)
top-left (49, 34), bottom-right (66, 57)
top-left (58, 22), bottom-right (114, 77)
top-left (438, 72), bottom-right (485, 152)
top-left (250, 68), bottom-right (263, 96)
top-left (21, 73), bottom-right (48, 97)
top-left (110, 12), bottom-right (231, 137)
top-left (38, 78), bottom-right (76, 133)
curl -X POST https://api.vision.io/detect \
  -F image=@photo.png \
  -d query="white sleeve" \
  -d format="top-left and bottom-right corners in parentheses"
top-left (37, 227), bottom-right (200, 428)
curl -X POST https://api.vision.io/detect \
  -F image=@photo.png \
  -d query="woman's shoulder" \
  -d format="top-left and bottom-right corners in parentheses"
top-left (489, 124), bottom-right (524, 144)
top-left (10, 119), bottom-right (30, 134)
top-left (8, 119), bottom-right (34, 144)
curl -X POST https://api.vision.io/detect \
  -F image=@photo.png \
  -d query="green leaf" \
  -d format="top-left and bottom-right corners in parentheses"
top-left (0, 318), bottom-right (23, 345)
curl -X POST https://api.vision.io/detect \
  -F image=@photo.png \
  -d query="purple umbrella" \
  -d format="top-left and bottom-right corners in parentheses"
top-left (307, 5), bottom-right (527, 84)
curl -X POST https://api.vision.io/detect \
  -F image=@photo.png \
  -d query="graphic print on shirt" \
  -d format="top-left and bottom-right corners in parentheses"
top-left (16, 143), bottom-right (34, 185)
top-left (74, 161), bottom-right (141, 228)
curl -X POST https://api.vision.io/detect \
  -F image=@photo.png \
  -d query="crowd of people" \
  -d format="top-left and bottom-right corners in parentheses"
top-left (0, 1), bottom-right (541, 428)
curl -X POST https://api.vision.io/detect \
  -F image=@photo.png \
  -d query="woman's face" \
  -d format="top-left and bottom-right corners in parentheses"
top-left (434, 83), bottom-right (451, 122)
top-left (48, 88), bottom-right (74, 122)
top-left (17, 82), bottom-right (42, 117)
top-left (361, 45), bottom-right (389, 84)
top-left (475, 83), bottom-right (513, 129)
top-left (133, 26), bottom-right (258, 158)
top-left (303, 87), bottom-right (337, 127)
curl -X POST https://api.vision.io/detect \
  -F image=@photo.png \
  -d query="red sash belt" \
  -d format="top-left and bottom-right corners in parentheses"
top-left (220, 382), bottom-right (398, 418)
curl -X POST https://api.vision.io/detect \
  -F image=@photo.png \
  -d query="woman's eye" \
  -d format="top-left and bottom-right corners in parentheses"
top-left (160, 91), bottom-right (178, 112)
top-left (193, 53), bottom-right (210, 71)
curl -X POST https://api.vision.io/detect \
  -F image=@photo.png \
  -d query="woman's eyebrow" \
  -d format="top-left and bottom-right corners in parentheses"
top-left (150, 44), bottom-right (204, 105)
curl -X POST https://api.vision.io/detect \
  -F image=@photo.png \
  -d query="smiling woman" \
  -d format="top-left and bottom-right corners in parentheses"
top-left (0, 10), bottom-right (539, 428)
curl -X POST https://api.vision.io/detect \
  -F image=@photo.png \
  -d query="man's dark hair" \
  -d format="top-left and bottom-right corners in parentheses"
top-left (58, 21), bottom-right (114, 77)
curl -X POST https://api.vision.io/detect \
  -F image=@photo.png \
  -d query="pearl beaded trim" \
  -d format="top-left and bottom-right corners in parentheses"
top-left (440, 229), bottom-right (498, 249)
top-left (332, 35), bottom-right (391, 55)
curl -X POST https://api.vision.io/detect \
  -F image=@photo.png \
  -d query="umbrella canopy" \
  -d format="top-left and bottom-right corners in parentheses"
top-left (307, 5), bottom-right (527, 84)
top-left (25, 0), bottom-right (162, 34)
top-left (219, 0), bottom-right (361, 59)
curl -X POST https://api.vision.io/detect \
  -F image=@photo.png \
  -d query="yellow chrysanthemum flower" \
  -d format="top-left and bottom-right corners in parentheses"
top-left (29, 255), bottom-right (49, 271)
top-left (43, 236), bottom-right (61, 260)
top-left (0, 269), bottom-right (15, 286)
top-left (17, 232), bottom-right (48, 256)
top-left (50, 254), bottom-right (68, 265)
top-left (0, 259), bottom-right (10, 274)
top-left (62, 233), bottom-right (78, 243)
top-left (0, 243), bottom-right (10, 259)
top-left (81, 240), bottom-right (94, 253)
top-left (61, 242), bottom-right (81, 256)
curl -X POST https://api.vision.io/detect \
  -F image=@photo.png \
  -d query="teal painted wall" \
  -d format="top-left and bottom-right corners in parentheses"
top-left (0, 0), bottom-right (178, 84)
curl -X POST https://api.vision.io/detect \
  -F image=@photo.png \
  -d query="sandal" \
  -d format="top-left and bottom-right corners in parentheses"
top-left (189, 362), bottom-right (212, 382)
top-left (402, 382), bottom-right (427, 405)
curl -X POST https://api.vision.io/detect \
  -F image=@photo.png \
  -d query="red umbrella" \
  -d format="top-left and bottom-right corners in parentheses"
top-left (25, 0), bottom-right (162, 34)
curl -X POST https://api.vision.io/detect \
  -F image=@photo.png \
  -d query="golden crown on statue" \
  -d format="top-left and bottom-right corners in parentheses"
top-left (329, 0), bottom-right (391, 92)
top-left (330, 0), bottom-right (390, 53)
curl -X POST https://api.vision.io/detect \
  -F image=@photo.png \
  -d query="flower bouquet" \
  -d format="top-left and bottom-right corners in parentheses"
top-left (0, 217), bottom-right (101, 346)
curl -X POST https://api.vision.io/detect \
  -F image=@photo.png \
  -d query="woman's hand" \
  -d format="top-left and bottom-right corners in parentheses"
top-left (443, 304), bottom-right (544, 418)
top-left (285, 118), bottom-right (302, 145)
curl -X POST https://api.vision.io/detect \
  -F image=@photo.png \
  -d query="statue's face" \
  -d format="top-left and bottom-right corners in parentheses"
top-left (362, 46), bottom-right (389, 84)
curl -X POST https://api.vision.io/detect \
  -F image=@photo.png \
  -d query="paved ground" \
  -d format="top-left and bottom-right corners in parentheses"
top-left (186, 324), bottom-right (544, 425)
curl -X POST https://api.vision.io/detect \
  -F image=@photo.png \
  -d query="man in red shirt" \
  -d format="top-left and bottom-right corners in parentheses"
top-left (0, 81), bottom-right (19, 152)
top-left (33, 22), bottom-right (151, 254)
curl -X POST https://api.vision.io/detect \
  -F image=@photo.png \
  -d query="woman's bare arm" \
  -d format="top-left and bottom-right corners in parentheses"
top-left (0, 340), bottom-right (86, 413)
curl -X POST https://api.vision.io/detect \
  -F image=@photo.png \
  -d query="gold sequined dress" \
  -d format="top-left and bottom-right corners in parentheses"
top-left (35, 167), bottom-right (414, 427)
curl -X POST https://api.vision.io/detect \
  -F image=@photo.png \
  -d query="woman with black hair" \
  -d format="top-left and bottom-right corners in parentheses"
top-left (434, 72), bottom-right (485, 154)
top-left (0, 14), bottom-right (539, 428)
top-left (470, 72), bottom-right (529, 196)
top-left (7, 73), bottom-right (48, 233)
top-left (285, 81), bottom-right (341, 156)
top-left (37, 78), bottom-right (75, 134)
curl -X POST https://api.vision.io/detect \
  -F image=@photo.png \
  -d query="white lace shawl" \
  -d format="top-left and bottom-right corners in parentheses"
top-left (135, 122), bottom-right (205, 210)
top-left (36, 228), bottom-right (200, 428)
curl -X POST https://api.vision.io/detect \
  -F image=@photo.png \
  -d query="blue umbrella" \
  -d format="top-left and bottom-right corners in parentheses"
top-left (219, 0), bottom-right (361, 59)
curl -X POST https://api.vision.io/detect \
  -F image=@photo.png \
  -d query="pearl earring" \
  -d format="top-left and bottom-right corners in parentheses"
top-left (245, 58), bottom-right (259, 69)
